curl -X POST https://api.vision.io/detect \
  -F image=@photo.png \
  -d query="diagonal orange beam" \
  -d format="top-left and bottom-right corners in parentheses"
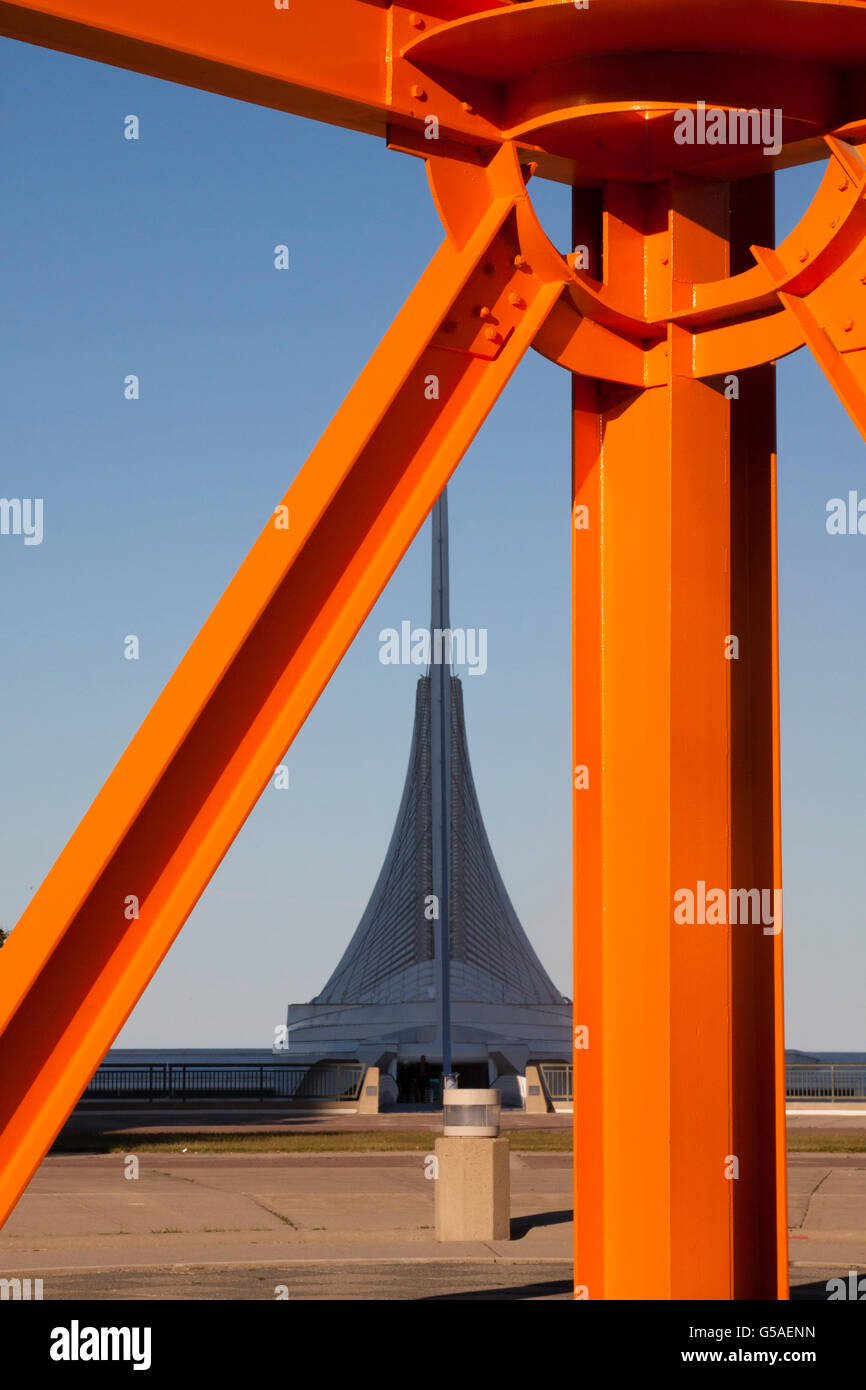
top-left (776, 290), bottom-right (866, 443)
top-left (0, 145), bottom-right (566, 1229)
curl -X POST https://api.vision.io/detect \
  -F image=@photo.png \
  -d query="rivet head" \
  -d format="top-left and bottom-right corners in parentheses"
top-left (831, 216), bottom-right (840, 229)
top-left (410, 84), bottom-right (426, 100)
top-left (442, 320), bottom-right (457, 334)
top-left (477, 305), bottom-right (493, 319)
top-left (461, 100), bottom-right (475, 114)
top-left (839, 178), bottom-right (850, 192)
top-left (409, 12), bottom-right (425, 27)
top-left (844, 318), bottom-right (855, 332)
top-left (484, 327), bottom-right (503, 343)
top-left (509, 292), bottom-right (526, 308)
top-left (660, 254), bottom-right (669, 266)
top-left (799, 248), bottom-right (810, 262)
top-left (513, 254), bottom-right (527, 269)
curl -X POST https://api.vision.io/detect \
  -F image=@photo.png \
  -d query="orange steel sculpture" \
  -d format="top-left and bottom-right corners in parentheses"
top-left (5, 0), bottom-right (866, 1299)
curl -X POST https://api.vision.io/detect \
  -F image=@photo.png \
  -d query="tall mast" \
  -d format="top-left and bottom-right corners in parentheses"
top-left (430, 488), bottom-right (453, 1080)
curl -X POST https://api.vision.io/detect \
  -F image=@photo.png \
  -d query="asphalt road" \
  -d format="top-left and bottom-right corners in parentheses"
top-left (16, 1260), bottom-right (574, 1301)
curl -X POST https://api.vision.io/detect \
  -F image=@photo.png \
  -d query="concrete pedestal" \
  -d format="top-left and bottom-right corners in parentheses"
top-left (434, 1136), bottom-right (510, 1242)
top-left (356, 1066), bottom-right (380, 1115)
top-left (524, 1063), bottom-right (551, 1114)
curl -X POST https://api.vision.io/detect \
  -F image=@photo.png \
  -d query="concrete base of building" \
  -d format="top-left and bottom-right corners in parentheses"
top-left (524, 1063), bottom-right (552, 1113)
top-left (434, 1136), bottom-right (511, 1242)
top-left (356, 1067), bottom-right (380, 1115)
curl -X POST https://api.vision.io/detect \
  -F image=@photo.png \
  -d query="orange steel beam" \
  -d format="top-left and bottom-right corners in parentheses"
top-left (0, 145), bottom-right (567, 1228)
top-left (572, 176), bottom-right (788, 1299)
top-left (0, 1), bottom-right (513, 171)
top-left (6, 1), bottom-right (866, 185)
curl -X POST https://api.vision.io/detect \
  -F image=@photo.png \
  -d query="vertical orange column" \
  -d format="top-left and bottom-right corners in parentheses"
top-left (572, 177), bottom-right (788, 1299)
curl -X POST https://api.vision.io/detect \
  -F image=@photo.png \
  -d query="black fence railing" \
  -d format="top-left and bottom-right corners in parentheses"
top-left (785, 1064), bottom-right (866, 1101)
top-left (532, 1063), bottom-right (866, 1106)
top-left (82, 1063), bottom-right (365, 1104)
top-left (539, 1063), bottom-right (573, 1103)
top-left (82, 1061), bottom-right (861, 1106)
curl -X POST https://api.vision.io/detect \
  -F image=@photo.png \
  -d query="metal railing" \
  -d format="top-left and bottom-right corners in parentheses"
top-left (785, 1064), bottom-right (866, 1101)
top-left (539, 1062), bottom-right (573, 1103)
top-left (532, 1063), bottom-right (866, 1105)
top-left (82, 1063), bottom-right (364, 1104)
top-left (83, 1061), bottom-right (863, 1105)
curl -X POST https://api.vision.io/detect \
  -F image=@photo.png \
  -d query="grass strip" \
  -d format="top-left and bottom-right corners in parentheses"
top-left (50, 1130), bottom-right (866, 1156)
top-left (51, 1129), bottom-right (574, 1155)
top-left (786, 1133), bottom-right (866, 1153)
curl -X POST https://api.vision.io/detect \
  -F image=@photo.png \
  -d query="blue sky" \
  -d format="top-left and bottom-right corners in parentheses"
top-left (0, 37), bottom-right (862, 1049)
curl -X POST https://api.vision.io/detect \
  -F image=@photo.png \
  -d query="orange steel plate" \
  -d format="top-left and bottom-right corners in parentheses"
top-left (407, 0), bottom-right (866, 78)
top-left (405, 0), bottom-right (866, 177)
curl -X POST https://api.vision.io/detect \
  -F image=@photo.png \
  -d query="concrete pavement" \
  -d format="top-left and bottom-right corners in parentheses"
top-left (0, 1151), bottom-right (570, 1291)
top-left (1, 1147), bottom-right (865, 1298)
top-left (788, 1153), bottom-right (866, 1278)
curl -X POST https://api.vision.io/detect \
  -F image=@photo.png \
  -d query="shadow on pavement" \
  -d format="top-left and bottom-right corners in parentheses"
top-left (790, 1280), bottom-right (832, 1301)
top-left (510, 1208), bottom-right (572, 1238)
top-left (419, 1277), bottom-right (573, 1301)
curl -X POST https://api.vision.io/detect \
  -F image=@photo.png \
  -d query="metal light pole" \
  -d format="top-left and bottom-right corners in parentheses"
top-left (430, 490), bottom-right (453, 1083)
